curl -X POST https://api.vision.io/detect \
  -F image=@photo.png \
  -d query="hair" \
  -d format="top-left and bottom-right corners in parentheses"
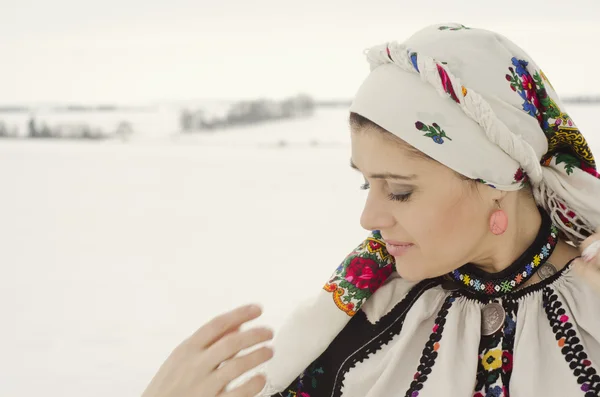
top-left (349, 111), bottom-right (534, 195)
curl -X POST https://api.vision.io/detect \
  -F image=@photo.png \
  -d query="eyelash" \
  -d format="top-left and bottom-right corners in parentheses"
top-left (359, 182), bottom-right (412, 202)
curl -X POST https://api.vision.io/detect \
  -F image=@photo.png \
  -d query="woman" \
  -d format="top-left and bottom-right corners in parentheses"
top-left (142, 23), bottom-right (600, 397)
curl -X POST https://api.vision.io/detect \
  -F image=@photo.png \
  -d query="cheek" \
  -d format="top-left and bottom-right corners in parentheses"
top-left (419, 198), bottom-right (487, 260)
top-left (398, 190), bottom-right (487, 275)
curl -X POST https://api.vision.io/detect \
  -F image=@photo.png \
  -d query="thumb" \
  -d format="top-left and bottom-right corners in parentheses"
top-left (581, 239), bottom-right (600, 263)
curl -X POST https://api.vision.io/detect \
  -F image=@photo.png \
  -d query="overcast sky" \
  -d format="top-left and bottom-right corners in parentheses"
top-left (2, 0), bottom-right (599, 104)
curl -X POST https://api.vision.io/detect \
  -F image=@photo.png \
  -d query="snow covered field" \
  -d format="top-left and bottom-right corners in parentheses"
top-left (1, 105), bottom-right (599, 397)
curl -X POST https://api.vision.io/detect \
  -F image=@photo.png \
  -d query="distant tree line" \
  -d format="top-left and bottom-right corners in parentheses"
top-left (0, 121), bottom-right (19, 137)
top-left (562, 95), bottom-right (600, 104)
top-left (24, 117), bottom-right (134, 141)
top-left (0, 117), bottom-right (134, 141)
top-left (180, 94), bottom-right (316, 132)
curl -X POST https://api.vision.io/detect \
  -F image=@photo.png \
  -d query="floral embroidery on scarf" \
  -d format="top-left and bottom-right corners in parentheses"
top-left (542, 287), bottom-right (600, 396)
top-left (505, 57), bottom-right (599, 180)
top-left (438, 24), bottom-right (471, 31)
top-left (473, 299), bottom-right (518, 397)
top-left (474, 178), bottom-right (497, 189)
top-left (513, 167), bottom-right (528, 186)
top-left (415, 121), bottom-right (452, 144)
top-left (323, 231), bottom-right (394, 316)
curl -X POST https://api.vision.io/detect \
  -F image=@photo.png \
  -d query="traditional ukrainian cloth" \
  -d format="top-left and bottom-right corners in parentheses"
top-left (227, 23), bottom-right (600, 397)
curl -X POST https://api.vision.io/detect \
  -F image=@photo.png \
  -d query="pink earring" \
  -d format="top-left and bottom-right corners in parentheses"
top-left (490, 201), bottom-right (508, 235)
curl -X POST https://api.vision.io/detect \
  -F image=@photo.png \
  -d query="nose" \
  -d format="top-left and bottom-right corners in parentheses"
top-left (360, 192), bottom-right (396, 232)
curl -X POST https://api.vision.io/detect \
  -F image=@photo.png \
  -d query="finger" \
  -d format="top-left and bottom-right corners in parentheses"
top-left (207, 327), bottom-right (274, 368)
top-left (211, 346), bottom-right (274, 394)
top-left (218, 373), bottom-right (267, 397)
top-left (579, 228), bottom-right (600, 251)
top-left (189, 304), bottom-right (263, 350)
top-left (582, 240), bottom-right (600, 264)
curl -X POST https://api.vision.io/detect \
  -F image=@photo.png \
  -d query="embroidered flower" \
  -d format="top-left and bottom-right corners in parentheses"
top-left (507, 58), bottom-right (546, 124)
top-left (521, 100), bottom-right (538, 118)
top-left (502, 351), bottom-right (513, 371)
top-left (511, 57), bottom-right (528, 77)
top-left (541, 245), bottom-right (550, 257)
top-left (521, 73), bottom-right (535, 97)
top-left (513, 167), bottom-right (526, 183)
top-left (500, 280), bottom-right (512, 293)
top-left (345, 257), bottom-right (392, 293)
top-left (486, 385), bottom-right (503, 397)
top-left (463, 274), bottom-right (471, 286)
top-left (482, 349), bottom-right (503, 371)
top-left (415, 121), bottom-right (452, 144)
top-left (514, 273), bottom-right (523, 284)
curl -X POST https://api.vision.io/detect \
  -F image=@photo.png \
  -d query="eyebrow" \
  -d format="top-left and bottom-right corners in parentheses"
top-left (350, 159), bottom-right (417, 181)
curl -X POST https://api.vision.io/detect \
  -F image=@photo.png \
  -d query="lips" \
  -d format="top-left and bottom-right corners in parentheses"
top-left (384, 239), bottom-right (413, 246)
top-left (384, 239), bottom-right (414, 257)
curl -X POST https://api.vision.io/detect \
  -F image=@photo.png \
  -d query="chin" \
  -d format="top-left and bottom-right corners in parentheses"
top-left (394, 259), bottom-right (430, 282)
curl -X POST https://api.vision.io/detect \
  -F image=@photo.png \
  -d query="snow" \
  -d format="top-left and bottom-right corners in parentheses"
top-left (1, 105), bottom-right (598, 396)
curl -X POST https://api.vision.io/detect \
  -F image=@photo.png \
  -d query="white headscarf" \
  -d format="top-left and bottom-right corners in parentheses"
top-left (350, 23), bottom-right (600, 243)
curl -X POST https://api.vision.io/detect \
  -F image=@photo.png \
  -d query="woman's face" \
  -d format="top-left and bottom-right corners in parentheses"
top-left (351, 126), bottom-right (496, 281)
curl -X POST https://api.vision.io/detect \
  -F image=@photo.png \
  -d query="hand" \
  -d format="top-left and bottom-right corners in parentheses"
top-left (141, 304), bottom-right (274, 397)
top-left (573, 230), bottom-right (600, 291)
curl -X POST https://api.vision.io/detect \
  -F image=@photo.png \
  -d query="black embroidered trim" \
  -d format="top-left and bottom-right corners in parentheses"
top-left (274, 279), bottom-right (439, 397)
top-left (542, 287), bottom-right (600, 396)
top-left (500, 298), bottom-right (517, 394)
top-left (333, 279), bottom-right (440, 397)
top-left (403, 293), bottom-right (456, 396)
